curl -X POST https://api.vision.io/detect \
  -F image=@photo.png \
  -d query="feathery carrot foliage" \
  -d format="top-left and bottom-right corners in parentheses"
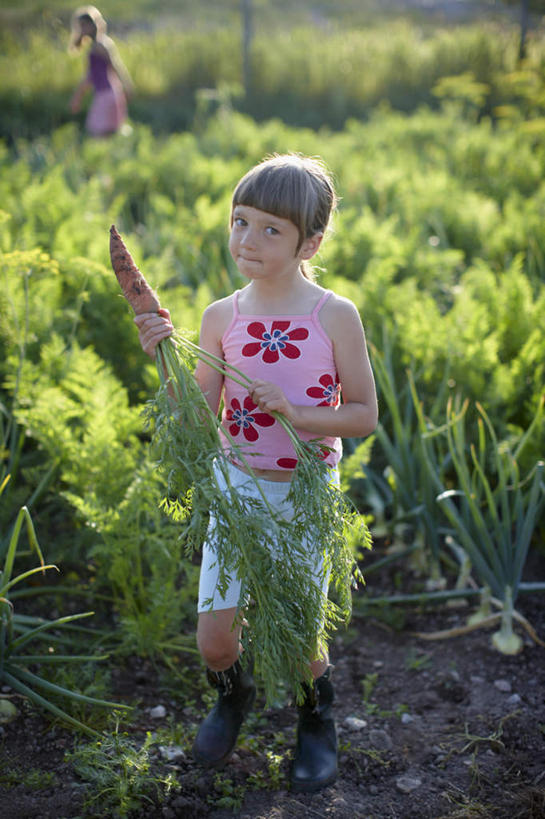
top-left (146, 332), bottom-right (371, 702)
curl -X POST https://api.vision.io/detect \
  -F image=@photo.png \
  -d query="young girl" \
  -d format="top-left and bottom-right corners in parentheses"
top-left (135, 154), bottom-right (378, 792)
top-left (69, 5), bottom-right (132, 137)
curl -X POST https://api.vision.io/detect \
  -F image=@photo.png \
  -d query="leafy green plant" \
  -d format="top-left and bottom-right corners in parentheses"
top-left (208, 772), bottom-right (246, 811)
top-left (0, 245), bottom-right (204, 662)
top-left (367, 337), bottom-right (450, 585)
top-left (247, 749), bottom-right (286, 790)
top-left (404, 648), bottom-right (433, 672)
top-left (0, 477), bottom-right (129, 736)
top-left (67, 720), bottom-right (178, 818)
top-left (362, 671), bottom-right (379, 706)
top-left (431, 396), bottom-right (545, 653)
top-left (0, 766), bottom-right (59, 791)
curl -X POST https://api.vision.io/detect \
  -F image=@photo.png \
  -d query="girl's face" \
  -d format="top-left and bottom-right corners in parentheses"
top-left (78, 16), bottom-right (97, 39)
top-left (229, 205), bottom-right (310, 283)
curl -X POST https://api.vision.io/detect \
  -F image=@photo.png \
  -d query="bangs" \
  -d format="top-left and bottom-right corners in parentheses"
top-left (232, 162), bottom-right (320, 241)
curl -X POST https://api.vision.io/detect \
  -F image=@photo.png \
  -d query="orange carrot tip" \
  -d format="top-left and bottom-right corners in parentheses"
top-left (109, 225), bottom-right (161, 315)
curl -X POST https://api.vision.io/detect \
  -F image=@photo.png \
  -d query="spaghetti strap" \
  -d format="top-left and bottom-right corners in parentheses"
top-left (311, 289), bottom-right (332, 318)
top-left (221, 290), bottom-right (241, 343)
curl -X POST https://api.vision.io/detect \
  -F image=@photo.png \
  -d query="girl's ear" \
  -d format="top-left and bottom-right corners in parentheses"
top-left (299, 232), bottom-right (323, 260)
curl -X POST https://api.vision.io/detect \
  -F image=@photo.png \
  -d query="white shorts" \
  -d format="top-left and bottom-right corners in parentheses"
top-left (197, 459), bottom-right (336, 613)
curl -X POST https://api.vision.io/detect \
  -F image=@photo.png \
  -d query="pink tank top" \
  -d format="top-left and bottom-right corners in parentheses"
top-left (219, 289), bottom-right (342, 471)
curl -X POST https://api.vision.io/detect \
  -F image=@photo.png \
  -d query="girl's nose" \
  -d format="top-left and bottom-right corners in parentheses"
top-left (240, 227), bottom-right (257, 249)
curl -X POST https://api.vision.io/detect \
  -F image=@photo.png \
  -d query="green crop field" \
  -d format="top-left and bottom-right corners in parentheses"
top-left (1, 2), bottom-right (544, 811)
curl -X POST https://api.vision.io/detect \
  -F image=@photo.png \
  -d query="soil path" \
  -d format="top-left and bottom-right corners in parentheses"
top-left (2, 588), bottom-right (544, 818)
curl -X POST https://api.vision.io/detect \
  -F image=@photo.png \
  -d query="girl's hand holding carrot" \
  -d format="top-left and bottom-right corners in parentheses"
top-left (134, 309), bottom-right (174, 359)
top-left (109, 224), bottom-right (172, 358)
top-left (248, 379), bottom-right (294, 421)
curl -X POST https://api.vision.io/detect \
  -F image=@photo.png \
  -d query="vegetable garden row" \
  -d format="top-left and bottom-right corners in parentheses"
top-left (1, 5), bottom-right (544, 773)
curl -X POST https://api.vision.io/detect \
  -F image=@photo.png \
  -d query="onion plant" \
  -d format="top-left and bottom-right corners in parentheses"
top-left (368, 338), bottom-right (451, 585)
top-left (1, 476), bottom-right (129, 736)
top-left (428, 396), bottom-right (545, 654)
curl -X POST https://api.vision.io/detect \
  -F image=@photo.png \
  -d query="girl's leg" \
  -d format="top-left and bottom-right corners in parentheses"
top-left (292, 603), bottom-right (336, 790)
top-left (310, 654), bottom-right (329, 680)
top-left (192, 606), bottom-right (256, 768)
top-left (196, 607), bottom-right (241, 671)
top-left (291, 661), bottom-right (337, 793)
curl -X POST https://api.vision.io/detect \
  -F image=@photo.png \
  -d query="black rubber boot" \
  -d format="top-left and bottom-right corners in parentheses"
top-left (192, 658), bottom-right (256, 768)
top-left (290, 667), bottom-right (338, 793)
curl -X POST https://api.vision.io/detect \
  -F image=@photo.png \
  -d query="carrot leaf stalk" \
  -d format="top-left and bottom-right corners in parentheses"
top-left (109, 226), bottom-right (371, 703)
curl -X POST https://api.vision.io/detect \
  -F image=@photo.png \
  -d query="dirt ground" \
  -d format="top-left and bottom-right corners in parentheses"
top-left (2, 553), bottom-right (545, 819)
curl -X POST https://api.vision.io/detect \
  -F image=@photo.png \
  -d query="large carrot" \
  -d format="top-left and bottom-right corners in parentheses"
top-left (109, 225), bottom-right (161, 315)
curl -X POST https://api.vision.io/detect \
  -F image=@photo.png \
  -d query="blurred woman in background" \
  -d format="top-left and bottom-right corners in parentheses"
top-left (69, 5), bottom-right (133, 136)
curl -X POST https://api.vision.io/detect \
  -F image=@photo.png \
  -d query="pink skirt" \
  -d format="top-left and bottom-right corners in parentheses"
top-left (86, 81), bottom-right (127, 136)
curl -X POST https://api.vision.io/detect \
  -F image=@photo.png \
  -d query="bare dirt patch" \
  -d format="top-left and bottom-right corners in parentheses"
top-left (2, 554), bottom-right (545, 819)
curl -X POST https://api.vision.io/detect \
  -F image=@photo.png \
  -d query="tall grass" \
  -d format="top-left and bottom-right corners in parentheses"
top-left (2, 19), bottom-right (544, 139)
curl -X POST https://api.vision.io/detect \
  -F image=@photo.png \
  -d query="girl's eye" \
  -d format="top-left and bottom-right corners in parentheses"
top-left (234, 217), bottom-right (247, 227)
top-left (265, 226), bottom-right (279, 235)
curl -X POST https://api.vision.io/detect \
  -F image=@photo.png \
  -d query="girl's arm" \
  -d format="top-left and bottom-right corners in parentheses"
top-left (249, 296), bottom-right (378, 438)
top-left (70, 77), bottom-right (92, 113)
top-left (193, 301), bottom-right (229, 415)
top-left (134, 299), bottom-right (229, 415)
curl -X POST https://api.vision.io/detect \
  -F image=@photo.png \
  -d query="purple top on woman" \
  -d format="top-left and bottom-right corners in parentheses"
top-left (88, 51), bottom-right (112, 91)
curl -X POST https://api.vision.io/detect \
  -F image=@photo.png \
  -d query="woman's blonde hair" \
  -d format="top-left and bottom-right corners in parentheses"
top-left (231, 154), bottom-right (338, 279)
top-left (69, 5), bottom-right (106, 51)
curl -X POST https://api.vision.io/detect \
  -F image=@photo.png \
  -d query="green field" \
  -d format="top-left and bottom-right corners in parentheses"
top-left (1, 3), bottom-right (544, 804)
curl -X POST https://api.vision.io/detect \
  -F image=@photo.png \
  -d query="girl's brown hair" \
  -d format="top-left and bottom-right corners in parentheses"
top-left (69, 5), bottom-right (106, 51)
top-left (231, 153), bottom-right (338, 279)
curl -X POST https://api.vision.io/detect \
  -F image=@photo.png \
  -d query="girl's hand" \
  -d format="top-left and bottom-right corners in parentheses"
top-left (248, 379), bottom-right (295, 421)
top-left (70, 91), bottom-right (83, 113)
top-left (134, 308), bottom-right (173, 358)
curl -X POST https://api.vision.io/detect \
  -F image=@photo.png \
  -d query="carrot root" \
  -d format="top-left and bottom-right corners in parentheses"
top-left (109, 225), bottom-right (161, 314)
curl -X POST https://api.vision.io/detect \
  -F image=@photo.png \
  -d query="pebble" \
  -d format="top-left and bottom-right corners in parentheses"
top-left (507, 693), bottom-right (521, 705)
top-left (158, 745), bottom-right (185, 762)
top-left (332, 796), bottom-right (349, 809)
top-left (449, 669), bottom-right (461, 682)
top-left (396, 775), bottom-right (422, 793)
top-left (401, 712), bottom-right (414, 724)
top-left (369, 784), bottom-right (379, 795)
top-left (369, 729), bottom-right (393, 751)
top-left (150, 704), bottom-right (167, 719)
top-left (344, 716), bottom-right (368, 731)
top-left (470, 675), bottom-right (485, 684)
top-left (0, 700), bottom-right (18, 725)
top-left (494, 679), bottom-right (512, 693)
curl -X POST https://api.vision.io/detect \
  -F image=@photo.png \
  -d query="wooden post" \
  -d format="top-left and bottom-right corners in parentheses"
top-left (519, 0), bottom-right (529, 62)
top-left (241, 0), bottom-right (253, 97)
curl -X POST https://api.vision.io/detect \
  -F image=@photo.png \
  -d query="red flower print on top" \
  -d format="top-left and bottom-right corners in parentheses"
top-left (242, 321), bottom-right (309, 363)
top-left (276, 447), bottom-right (330, 470)
top-left (225, 396), bottom-right (275, 442)
top-left (277, 457), bottom-right (298, 470)
top-left (306, 374), bottom-right (340, 406)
